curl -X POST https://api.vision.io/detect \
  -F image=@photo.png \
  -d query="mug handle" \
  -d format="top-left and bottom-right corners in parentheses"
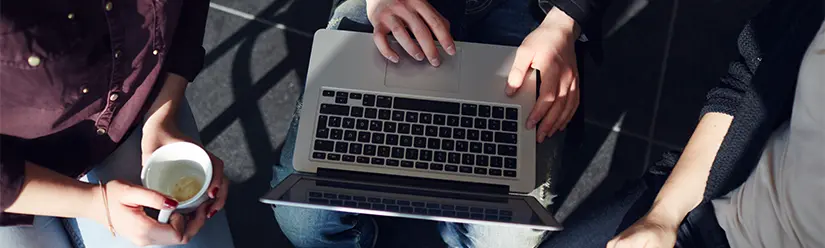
top-left (158, 209), bottom-right (174, 224)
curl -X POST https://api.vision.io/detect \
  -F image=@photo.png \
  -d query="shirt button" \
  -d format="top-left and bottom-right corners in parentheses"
top-left (27, 55), bottom-right (41, 67)
top-left (67, 13), bottom-right (75, 20)
top-left (105, 2), bottom-right (113, 11)
top-left (96, 127), bottom-right (107, 135)
top-left (756, 57), bottom-right (762, 62)
top-left (152, 49), bottom-right (159, 56)
top-left (114, 50), bottom-right (121, 59)
top-left (109, 93), bottom-right (119, 101)
top-left (81, 86), bottom-right (89, 94)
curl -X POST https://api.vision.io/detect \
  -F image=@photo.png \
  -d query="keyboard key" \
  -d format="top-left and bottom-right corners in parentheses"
top-left (372, 204), bottom-right (386, 210)
top-left (434, 151), bottom-right (446, 162)
top-left (351, 107), bottom-right (363, 117)
top-left (377, 96), bottom-right (392, 108)
top-left (498, 145), bottom-right (517, 156)
top-left (391, 147), bottom-right (404, 158)
top-left (331, 129), bottom-right (343, 140)
top-left (504, 170), bottom-right (517, 177)
top-left (506, 108), bottom-right (519, 120)
top-left (316, 128), bottom-right (329, 139)
top-left (330, 116), bottom-right (342, 127)
top-left (379, 109), bottom-right (391, 120)
top-left (492, 107), bottom-right (505, 119)
top-left (336, 92), bottom-right (348, 98)
top-left (475, 118), bottom-right (487, 129)
top-left (393, 97), bottom-right (461, 115)
top-left (386, 134), bottom-right (399, 145)
top-left (443, 210), bottom-right (457, 217)
top-left (461, 104), bottom-right (478, 116)
top-left (401, 161), bottom-right (414, 168)
top-left (386, 159), bottom-right (400, 166)
top-left (439, 127), bottom-right (452, 138)
top-left (357, 156), bottom-right (370, 164)
top-left (342, 155), bottom-right (355, 162)
top-left (313, 152), bottom-right (326, 159)
top-left (369, 120), bottom-right (382, 131)
top-left (335, 97), bottom-right (348, 104)
top-left (363, 144), bottom-right (376, 156)
top-left (489, 168), bottom-right (502, 176)
top-left (328, 153), bottom-right (341, 161)
top-left (503, 121), bottom-right (517, 132)
top-left (433, 114), bottom-right (446, 125)
top-left (382, 199), bottom-right (396, 204)
top-left (392, 110), bottom-right (405, 121)
top-left (476, 155), bottom-right (489, 166)
top-left (500, 210), bottom-right (513, 216)
top-left (365, 108), bottom-right (378, 119)
top-left (358, 131), bottom-right (371, 143)
top-left (341, 117), bottom-right (353, 128)
top-left (470, 207), bottom-right (484, 213)
top-left (356, 119), bottom-right (369, 130)
top-left (453, 128), bottom-right (466, 139)
top-left (479, 105), bottom-right (491, 117)
top-left (349, 93), bottom-right (362, 99)
top-left (427, 138), bottom-right (441, 149)
top-left (504, 158), bottom-right (517, 169)
top-left (490, 157), bottom-right (503, 167)
top-left (398, 123), bottom-right (411, 134)
top-left (420, 150), bottom-right (433, 161)
top-left (462, 154), bottom-right (474, 165)
top-left (405, 149), bottom-right (419, 160)
top-left (397, 200), bottom-right (410, 206)
top-left (371, 157), bottom-right (385, 165)
top-left (414, 137), bottom-right (427, 148)
top-left (448, 153), bottom-right (461, 164)
top-left (459, 166), bottom-right (473, 173)
top-left (383, 122), bottom-right (397, 133)
top-left (481, 131), bottom-right (493, 142)
top-left (456, 141), bottom-right (468, 152)
top-left (415, 208), bottom-right (427, 214)
top-left (372, 133), bottom-right (385, 144)
top-left (321, 104), bottom-right (349, 116)
top-left (314, 140), bottom-right (334, 151)
top-left (430, 163), bottom-right (444, 171)
top-left (406, 112), bottom-right (419, 123)
top-left (335, 142), bottom-right (349, 153)
top-left (470, 142), bottom-right (483, 153)
top-left (378, 146), bottom-right (391, 157)
top-left (412, 124), bottom-right (424, 135)
top-left (363, 94), bottom-right (376, 106)
top-left (460, 117), bottom-right (473, 128)
top-left (415, 162), bottom-right (429, 169)
top-left (442, 140), bottom-right (455, 151)
top-left (467, 130), bottom-right (480, 140)
top-left (349, 144), bottom-right (363, 155)
top-left (412, 201), bottom-right (426, 207)
top-left (400, 135), bottom-right (413, 147)
top-left (445, 164), bottom-right (459, 172)
top-left (495, 132), bottom-right (517, 144)
top-left (447, 116), bottom-right (460, 126)
top-left (322, 90), bottom-right (335, 97)
top-left (309, 198), bottom-right (329, 205)
top-left (426, 126), bottom-right (438, 137)
top-left (309, 191), bottom-right (323, 198)
top-left (484, 143), bottom-right (496, 154)
top-left (400, 206), bottom-right (414, 213)
top-left (488, 119), bottom-right (501, 130)
top-left (420, 113), bottom-right (432, 124)
top-left (455, 206), bottom-right (469, 212)
top-left (317, 115), bottom-right (328, 129)
top-left (474, 167), bottom-right (488, 175)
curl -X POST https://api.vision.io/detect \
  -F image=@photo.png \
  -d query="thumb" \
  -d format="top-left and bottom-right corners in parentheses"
top-left (120, 185), bottom-right (179, 211)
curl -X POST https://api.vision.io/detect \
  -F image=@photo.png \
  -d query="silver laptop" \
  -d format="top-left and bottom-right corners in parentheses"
top-left (261, 29), bottom-right (562, 231)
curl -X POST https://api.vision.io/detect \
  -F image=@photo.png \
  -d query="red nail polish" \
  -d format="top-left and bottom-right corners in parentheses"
top-left (210, 187), bottom-right (219, 198)
top-left (207, 210), bottom-right (217, 219)
top-left (164, 199), bottom-right (179, 209)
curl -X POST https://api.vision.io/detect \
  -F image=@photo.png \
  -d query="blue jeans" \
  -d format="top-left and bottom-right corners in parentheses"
top-left (272, 1), bottom-right (562, 247)
top-left (0, 101), bottom-right (234, 248)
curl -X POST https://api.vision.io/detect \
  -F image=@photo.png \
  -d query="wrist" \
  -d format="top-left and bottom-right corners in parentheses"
top-left (542, 7), bottom-right (580, 38)
top-left (646, 203), bottom-right (689, 229)
top-left (80, 184), bottom-right (107, 223)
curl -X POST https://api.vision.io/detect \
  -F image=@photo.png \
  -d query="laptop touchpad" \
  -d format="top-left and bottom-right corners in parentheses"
top-left (385, 43), bottom-right (460, 93)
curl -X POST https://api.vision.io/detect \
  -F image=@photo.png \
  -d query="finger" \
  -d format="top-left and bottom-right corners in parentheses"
top-left (120, 184), bottom-right (178, 211)
top-left (538, 93), bottom-right (567, 142)
top-left (137, 213), bottom-right (185, 245)
top-left (372, 25), bottom-right (400, 63)
top-left (548, 73), bottom-right (576, 137)
top-left (184, 201), bottom-right (211, 242)
top-left (559, 80), bottom-right (580, 131)
top-left (411, 1), bottom-right (455, 55)
top-left (391, 6), bottom-right (439, 66)
top-left (208, 177), bottom-right (230, 218)
top-left (526, 64), bottom-right (560, 133)
top-left (606, 239), bottom-right (616, 248)
top-left (206, 151), bottom-right (224, 199)
top-left (169, 213), bottom-right (187, 234)
top-left (383, 15), bottom-right (425, 61)
top-left (506, 47), bottom-right (535, 96)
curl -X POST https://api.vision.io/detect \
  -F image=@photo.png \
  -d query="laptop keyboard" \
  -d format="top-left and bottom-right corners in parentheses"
top-left (311, 87), bottom-right (519, 178)
top-left (308, 191), bottom-right (513, 221)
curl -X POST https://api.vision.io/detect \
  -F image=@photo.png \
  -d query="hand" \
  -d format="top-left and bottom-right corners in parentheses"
top-left (607, 214), bottom-right (679, 248)
top-left (506, 8), bottom-right (580, 143)
top-left (140, 118), bottom-right (230, 237)
top-left (366, 0), bottom-right (455, 66)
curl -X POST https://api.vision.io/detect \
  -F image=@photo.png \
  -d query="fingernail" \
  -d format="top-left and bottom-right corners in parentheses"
top-left (164, 199), bottom-right (179, 209)
top-left (446, 45), bottom-right (456, 55)
top-left (210, 187), bottom-right (219, 198)
top-left (430, 58), bottom-right (440, 67)
top-left (387, 55), bottom-right (399, 63)
top-left (414, 53), bottom-right (424, 61)
top-left (207, 210), bottom-right (217, 219)
top-left (527, 119), bottom-right (537, 129)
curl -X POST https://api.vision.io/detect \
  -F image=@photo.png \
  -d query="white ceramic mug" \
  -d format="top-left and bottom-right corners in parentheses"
top-left (141, 142), bottom-right (212, 224)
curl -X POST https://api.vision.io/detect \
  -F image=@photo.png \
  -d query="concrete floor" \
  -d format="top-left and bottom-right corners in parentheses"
top-left (187, 0), bottom-right (757, 247)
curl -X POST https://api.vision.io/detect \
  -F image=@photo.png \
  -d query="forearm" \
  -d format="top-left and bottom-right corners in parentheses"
top-left (647, 112), bottom-right (733, 225)
top-left (5, 163), bottom-right (100, 219)
top-left (145, 73), bottom-right (188, 128)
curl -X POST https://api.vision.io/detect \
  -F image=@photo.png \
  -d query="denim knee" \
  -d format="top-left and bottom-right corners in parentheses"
top-left (327, 0), bottom-right (371, 30)
top-left (272, 205), bottom-right (376, 248)
top-left (439, 222), bottom-right (547, 248)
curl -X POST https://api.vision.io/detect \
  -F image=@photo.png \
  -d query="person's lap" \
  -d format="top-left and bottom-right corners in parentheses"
top-left (273, 0), bottom-right (559, 247)
top-left (0, 101), bottom-right (234, 248)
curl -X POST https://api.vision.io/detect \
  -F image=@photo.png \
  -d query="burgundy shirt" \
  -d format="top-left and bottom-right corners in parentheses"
top-left (0, 0), bottom-right (209, 225)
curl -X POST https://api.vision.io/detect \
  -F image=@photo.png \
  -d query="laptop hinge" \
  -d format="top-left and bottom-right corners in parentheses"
top-left (317, 168), bottom-right (510, 195)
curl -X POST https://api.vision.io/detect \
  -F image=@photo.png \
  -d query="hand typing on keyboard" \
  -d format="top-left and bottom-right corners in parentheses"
top-left (365, 0), bottom-right (456, 67)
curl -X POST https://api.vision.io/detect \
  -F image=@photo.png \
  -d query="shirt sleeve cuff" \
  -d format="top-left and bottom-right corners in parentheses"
top-left (0, 141), bottom-right (34, 226)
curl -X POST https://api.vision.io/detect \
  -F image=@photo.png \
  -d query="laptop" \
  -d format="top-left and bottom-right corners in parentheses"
top-left (261, 29), bottom-right (562, 231)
